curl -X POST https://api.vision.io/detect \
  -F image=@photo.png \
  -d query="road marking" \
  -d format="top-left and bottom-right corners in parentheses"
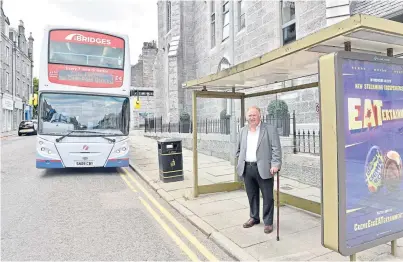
top-left (121, 168), bottom-right (218, 262)
top-left (138, 196), bottom-right (200, 262)
top-left (120, 173), bottom-right (137, 192)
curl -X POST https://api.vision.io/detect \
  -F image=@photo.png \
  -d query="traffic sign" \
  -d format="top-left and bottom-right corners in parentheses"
top-left (134, 99), bottom-right (141, 109)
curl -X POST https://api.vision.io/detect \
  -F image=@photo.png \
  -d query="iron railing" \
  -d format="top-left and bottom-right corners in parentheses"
top-left (144, 111), bottom-right (320, 155)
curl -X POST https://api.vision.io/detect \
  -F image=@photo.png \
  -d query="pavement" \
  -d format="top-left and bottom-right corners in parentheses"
top-left (0, 130), bottom-right (17, 139)
top-left (129, 131), bottom-right (402, 261)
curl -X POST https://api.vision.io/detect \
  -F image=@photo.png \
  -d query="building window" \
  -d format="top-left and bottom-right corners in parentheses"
top-left (281, 1), bottom-right (296, 45)
top-left (17, 78), bottom-right (20, 95)
top-left (6, 46), bottom-right (10, 62)
top-left (218, 57), bottom-right (231, 72)
top-left (238, 0), bottom-right (245, 31)
top-left (167, 1), bottom-right (172, 32)
top-left (222, 1), bottom-right (230, 41)
top-left (6, 72), bottom-right (9, 91)
top-left (211, 1), bottom-right (216, 47)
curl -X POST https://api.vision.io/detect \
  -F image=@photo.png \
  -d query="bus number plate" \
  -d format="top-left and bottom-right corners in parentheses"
top-left (75, 161), bottom-right (94, 166)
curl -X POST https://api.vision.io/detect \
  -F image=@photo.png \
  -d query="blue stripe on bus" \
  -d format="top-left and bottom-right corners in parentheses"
top-left (36, 159), bottom-right (64, 168)
top-left (105, 158), bottom-right (129, 167)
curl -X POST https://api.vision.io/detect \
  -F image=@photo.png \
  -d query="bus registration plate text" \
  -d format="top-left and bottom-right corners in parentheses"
top-left (75, 161), bottom-right (94, 167)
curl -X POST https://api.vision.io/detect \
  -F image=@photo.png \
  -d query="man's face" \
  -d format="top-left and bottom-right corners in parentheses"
top-left (247, 108), bottom-right (260, 127)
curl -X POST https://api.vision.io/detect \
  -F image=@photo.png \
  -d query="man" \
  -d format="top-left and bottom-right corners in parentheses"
top-left (235, 106), bottom-right (282, 234)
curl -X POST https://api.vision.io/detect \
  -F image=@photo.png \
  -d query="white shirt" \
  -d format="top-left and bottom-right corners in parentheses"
top-left (245, 122), bottom-right (261, 162)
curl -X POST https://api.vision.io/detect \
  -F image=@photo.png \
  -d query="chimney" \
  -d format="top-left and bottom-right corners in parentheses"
top-left (18, 20), bottom-right (25, 35)
top-left (28, 32), bottom-right (34, 61)
top-left (18, 20), bottom-right (25, 49)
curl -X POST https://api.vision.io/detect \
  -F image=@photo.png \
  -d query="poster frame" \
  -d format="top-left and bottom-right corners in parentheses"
top-left (321, 50), bottom-right (403, 256)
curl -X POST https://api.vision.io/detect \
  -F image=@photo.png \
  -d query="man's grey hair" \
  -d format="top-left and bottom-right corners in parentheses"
top-left (247, 106), bottom-right (261, 116)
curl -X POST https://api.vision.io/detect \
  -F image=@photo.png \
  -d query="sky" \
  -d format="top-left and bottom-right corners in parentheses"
top-left (3, 0), bottom-right (158, 78)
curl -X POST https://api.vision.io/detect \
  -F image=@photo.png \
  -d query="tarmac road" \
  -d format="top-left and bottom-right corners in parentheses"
top-left (1, 135), bottom-right (233, 261)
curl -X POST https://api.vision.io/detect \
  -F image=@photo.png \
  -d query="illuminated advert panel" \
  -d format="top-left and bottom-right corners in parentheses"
top-left (48, 30), bottom-right (125, 88)
top-left (320, 51), bottom-right (403, 256)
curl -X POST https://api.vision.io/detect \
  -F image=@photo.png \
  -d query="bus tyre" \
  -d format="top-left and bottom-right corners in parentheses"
top-left (18, 132), bottom-right (22, 136)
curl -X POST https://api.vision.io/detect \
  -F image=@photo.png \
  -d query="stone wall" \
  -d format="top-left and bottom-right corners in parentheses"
top-left (350, 0), bottom-right (403, 18)
top-left (143, 131), bottom-right (321, 188)
top-left (131, 42), bottom-right (157, 88)
top-left (131, 61), bottom-right (143, 87)
top-left (142, 43), bottom-right (158, 88)
top-left (153, 0), bottom-right (328, 124)
top-left (296, 1), bottom-right (326, 39)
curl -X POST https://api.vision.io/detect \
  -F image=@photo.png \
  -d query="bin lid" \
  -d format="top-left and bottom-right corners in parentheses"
top-left (157, 138), bottom-right (182, 143)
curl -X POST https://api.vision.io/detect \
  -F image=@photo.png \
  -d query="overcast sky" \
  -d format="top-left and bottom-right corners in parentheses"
top-left (3, 0), bottom-right (158, 78)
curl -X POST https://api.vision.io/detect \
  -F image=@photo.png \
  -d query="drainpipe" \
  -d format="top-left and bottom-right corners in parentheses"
top-left (229, 0), bottom-right (237, 166)
top-left (12, 41), bottom-right (16, 130)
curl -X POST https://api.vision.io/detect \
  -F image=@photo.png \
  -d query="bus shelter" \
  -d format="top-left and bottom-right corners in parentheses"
top-left (182, 14), bottom-right (403, 260)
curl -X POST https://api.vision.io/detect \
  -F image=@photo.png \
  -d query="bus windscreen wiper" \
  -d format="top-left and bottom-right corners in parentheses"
top-left (55, 130), bottom-right (116, 143)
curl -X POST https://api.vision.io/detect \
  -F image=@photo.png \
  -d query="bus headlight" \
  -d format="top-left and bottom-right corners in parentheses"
top-left (110, 140), bottom-right (129, 158)
top-left (48, 150), bottom-right (52, 154)
top-left (41, 147), bottom-right (45, 151)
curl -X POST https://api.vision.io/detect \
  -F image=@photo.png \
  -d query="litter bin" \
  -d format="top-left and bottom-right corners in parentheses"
top-left (158, 138), bottom-right (184, 182)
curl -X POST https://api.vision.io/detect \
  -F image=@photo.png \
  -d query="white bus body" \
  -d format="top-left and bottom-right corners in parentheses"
top-left (36, 25), bottom-right (131, 168)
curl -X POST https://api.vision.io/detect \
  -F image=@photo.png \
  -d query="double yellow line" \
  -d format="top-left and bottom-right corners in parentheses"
top-left (119, 168), bottom-right (218, 262)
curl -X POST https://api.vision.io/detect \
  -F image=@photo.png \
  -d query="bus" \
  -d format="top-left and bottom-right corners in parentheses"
top-left (36, 25), bottom-right (131, 169)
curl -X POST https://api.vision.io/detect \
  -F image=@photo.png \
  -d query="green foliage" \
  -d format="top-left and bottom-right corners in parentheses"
top-left (267, 99), bottom-right (289, 117)
top-left (220, 109), bottom-right (230, 119)
top-left (180, 112), bottom-right (190, 122)
top-left (32, 77), bottom-right (39, 118)
top-left (33, 77), bottom-right (39, 94)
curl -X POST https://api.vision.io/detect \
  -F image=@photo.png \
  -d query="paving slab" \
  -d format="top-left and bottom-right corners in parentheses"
top-left (178, 198), bottom-right (247, 217)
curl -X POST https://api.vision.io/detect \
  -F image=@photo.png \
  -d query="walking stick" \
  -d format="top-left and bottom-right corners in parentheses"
top-left (277, 171), bottom-right (280, 241)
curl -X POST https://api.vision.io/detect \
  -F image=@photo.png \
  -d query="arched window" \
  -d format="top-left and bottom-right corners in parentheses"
top-left (217, 57), bottom-right (231, 72)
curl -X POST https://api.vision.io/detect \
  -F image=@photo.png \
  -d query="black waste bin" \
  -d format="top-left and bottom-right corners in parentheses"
top-left (158, 138), bottom-right (184, 182)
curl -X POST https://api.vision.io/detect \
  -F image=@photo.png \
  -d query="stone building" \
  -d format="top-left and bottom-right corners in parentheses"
top-left (1, 0), bottom-right (34, 133)
top-left (152, 0), bottom-right (403, 129)
top-left (130, 41), bottom-right (158, 128)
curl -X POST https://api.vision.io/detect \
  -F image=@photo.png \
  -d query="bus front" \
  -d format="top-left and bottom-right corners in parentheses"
top-left (36, 28), bottom-right (130, 169)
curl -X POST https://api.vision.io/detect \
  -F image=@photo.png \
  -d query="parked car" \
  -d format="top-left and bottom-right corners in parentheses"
top-left (18, 120), bottom-right (37, 136)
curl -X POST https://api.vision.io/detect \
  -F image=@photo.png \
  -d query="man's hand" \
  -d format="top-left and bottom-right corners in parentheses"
top-left (270, 167), bottom-right (279, 175)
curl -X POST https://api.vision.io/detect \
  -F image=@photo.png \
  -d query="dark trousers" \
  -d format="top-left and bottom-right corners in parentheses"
top-left (244, 164), bottom-right (274, 226)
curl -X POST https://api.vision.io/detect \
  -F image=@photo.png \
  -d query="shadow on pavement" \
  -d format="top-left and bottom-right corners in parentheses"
top-left (40, 167), bottom-right (121, 177)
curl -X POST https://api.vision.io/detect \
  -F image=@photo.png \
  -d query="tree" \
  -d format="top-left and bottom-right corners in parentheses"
top-left (267, 99), bottom-right (289, 117)
top-left (33, 77), bottom-right (39, 94)
top-left (32, 77), bottom-right (39, 117)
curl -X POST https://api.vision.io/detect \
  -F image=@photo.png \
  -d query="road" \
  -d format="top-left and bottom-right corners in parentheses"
top-left (1, 135), bottom-right (233, 261)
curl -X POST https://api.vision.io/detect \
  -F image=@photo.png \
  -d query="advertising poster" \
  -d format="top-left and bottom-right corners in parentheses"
top-left (342, 57), bottom-right (403, 249)
top-left (48, 64), bottom-right (124, 88)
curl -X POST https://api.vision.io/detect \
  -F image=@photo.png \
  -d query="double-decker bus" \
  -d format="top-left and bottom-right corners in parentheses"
top-left (36, 26), bottom-right (131, 169)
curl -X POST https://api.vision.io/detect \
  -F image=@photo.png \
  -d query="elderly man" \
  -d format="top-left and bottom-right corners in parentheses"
top-left (235, 106), bottom-right (282, 234)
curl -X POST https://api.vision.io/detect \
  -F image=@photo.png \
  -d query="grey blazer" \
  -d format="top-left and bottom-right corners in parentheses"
top-left (235, 122), bottom-right (282, 179)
